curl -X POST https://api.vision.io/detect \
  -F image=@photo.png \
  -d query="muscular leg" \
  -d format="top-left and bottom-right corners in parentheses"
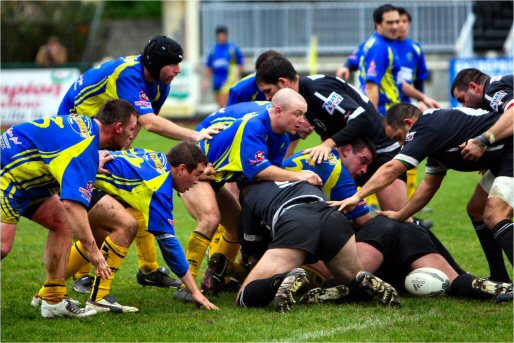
top-left (356, 242), bottom-right (384, 274)
top-left (215, 187), bottom-right (241, 261)
top-left (181, 181), bottom-right (220, 279)
top-left (325, 236), bottom-right (362, 284)
top-left (484, 196), bottom-right (513, 265)
top-left (410, 253), bottom-right (459, 282)
top-left (377, 179), bottom-right (408, 211)
top-left (1, 222), bottom-right (16, 259)
top-left (468, 185), bottom-right (510, 281)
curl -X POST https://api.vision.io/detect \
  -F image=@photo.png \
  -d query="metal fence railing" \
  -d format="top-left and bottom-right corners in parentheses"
top-left (200, 1), bottom-right (473, 57)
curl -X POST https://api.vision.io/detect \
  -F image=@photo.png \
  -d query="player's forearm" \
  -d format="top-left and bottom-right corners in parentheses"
top-left (139, 114), bottom-right (199, 141)
top-left (396, 174), bottom-right (443, 221)
top-left (365, 82), bottom-right (379, 109)
top-left (402, 82), bottom-right (424, 101)
top-left (485, 107), bottom-right (513, 142)
top-left (357, 160), bottom-right (406, 199)
top-left (61, 200), bottom-right (99, 252)
top-left (256, 165), bottom-right (302, 182)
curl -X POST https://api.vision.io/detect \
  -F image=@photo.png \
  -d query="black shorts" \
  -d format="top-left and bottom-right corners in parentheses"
top-left (355, 148), bottom-right (407, 186)
top-left (491, 140), bottom-right (513, 177)
top-left (270, 202), bottom-right (354, 263)
top-left (356, 216), bottom-right (438, 288)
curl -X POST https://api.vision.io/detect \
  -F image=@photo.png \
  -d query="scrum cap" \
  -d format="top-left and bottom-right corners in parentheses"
top-left (142, 35), bottom-right (183, 81)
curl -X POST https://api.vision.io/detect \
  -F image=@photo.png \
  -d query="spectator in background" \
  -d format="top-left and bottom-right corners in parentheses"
top-left (35, 35), bottom-right (68, 66)
top-left (203, 25), bottom-right (245, 108)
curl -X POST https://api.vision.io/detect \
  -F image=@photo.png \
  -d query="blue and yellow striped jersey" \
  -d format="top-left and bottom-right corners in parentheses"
top-left (196, 101), bottom-right (271, 131)
top-left (95, 148), bottom-right (175, 235)
top-left (199, 111), bottom-right (290, 184)
top-left (283, 149), bottom-right (369, 220)
top-left (1, 115), bottom-right (100, 221)
top-left (58, 55), bottom-right (170, 117)
top-left (227, 73), bottom-right (267, 106)
top-left (392, 39), bottom-right (429, 103)
top-left (358, 32), bottom-right (402, 115)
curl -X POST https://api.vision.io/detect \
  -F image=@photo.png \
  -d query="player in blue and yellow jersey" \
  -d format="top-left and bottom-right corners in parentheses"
top-left (59, 36), bottom-right (222, 292)
top-left (359, 5), bottom-right (439, 115)
top-left (177, 88), bottom-right (322, 302)
top-left (1, 99), bottom-right (138, 318)
top-left (196, 101), bottom-right (271, 131)
top-left (226, 50), bottom-right (282, 106)
top-left (42, 143), bottom-right (217, 312)
top-left (203, 26), bottom-right (245, 107)
top-left (283, 137), bottom-right (376, 226)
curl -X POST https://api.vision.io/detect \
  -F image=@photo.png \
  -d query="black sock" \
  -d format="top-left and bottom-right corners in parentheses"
top-left (238, 272), bottom-right (288, 308)
top-left (473, 220), bottom-right (511, 282)
top-left (450, 273), bottom-right (490, 299)
top-left (491, 219), bottom-right (513, 265)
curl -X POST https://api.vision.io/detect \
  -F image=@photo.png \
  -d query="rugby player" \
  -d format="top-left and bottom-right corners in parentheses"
top-left (1, 99), bottom-right (138, 318)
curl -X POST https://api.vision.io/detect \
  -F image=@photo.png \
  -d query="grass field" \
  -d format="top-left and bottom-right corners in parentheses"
top-left (1, 127), bottom-right (512, 342)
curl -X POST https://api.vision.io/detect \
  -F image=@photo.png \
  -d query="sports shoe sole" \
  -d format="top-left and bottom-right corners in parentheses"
top-left (274, 268), bottom-right (309, 313)
top-left (299, 285), bottom-right (350, 304)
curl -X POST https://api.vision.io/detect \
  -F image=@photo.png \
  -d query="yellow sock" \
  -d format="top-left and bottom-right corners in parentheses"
top-left (73, 262), bottom-right (92, 280)
top-left (407, 169), bottom-right (418, 200)
top-left (38, 279), bottom-right (67, 304)
top-left (128, 208), bottom-right (159, 273)
top-left (215, 233), bottom-right (240, 261)
top-left (66, 241), bottom-right (90, 280)
top-left (186, 231), bottom-right (211, 280)
top-left (226, 260), bottom-right (248, 282)
top-left (90, 236), bottom-right (128, 302)
top-left (209, 225), bottom-right (225, 258)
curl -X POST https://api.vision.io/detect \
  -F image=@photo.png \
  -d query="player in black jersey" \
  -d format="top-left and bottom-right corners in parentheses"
top-left (235, 181), bottom-right (401, 312)
top-left (255, 55), bottom-right (408, 213)
top-left (333, 103), bottom-right (513, 271)
top-left (450, 69), bottom-right (514, 282)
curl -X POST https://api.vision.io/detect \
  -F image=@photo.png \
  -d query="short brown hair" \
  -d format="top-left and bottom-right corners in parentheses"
top-left (96, 99), bottom-right (139, 125)
top-left (451, 68), bottom-right (490, 95)
top-left (167, 141), bottom-right (207, 173)
top-left (385, 103), bottom-right (421, 129)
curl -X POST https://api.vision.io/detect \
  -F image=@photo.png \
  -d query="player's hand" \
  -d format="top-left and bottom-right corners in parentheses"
top-left (89, 247), bottom-right (112, 279)
top-left (376, 210), bottom-right (402, 221)
top-left (294, 170), bottom-right (322, 186)
top-left (417, 101), bottom-right (428, 113)
top-left (336, 67), bottom-right (351, 80)
top-left (191, 290), bottom-right (219, 310)
top-left (199, 163), bottom-right (216, 181)
top-left (459, 139), bottom-right (485, 161)
top-left (328, 194), bottom-right (360, 213)
top-left (304, 145), bottom-right (332, 165)
top-left (196, 124), bottom-right (225, 141)
top-left (421, 96), bottom-right (441, 109)
top-left (98, 150), bottom-right (114, 174)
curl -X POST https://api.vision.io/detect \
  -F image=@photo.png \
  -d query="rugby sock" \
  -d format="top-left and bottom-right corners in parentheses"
top-left (302, 265), bottom-right (327, 288)
top-left (238, 272), bottom-right (288, 308)
top-left (38, 279), bottom-right (67, 304)
top-left (450, 273), bottom-right (482, 298)
top-left (209, 225), bottom-right (225, 258)
top-left (407, 169), bottom-right (417, 200)
top-left (66, 241), bottom-right (90, 280)
top-left (186, 231), bottom-right (211, 279)
top-left (491, 219), bottom-right (513, 264)
top-left (215, 234), bottom-right (240, 262)
top-left (226, 260), bottom-right (248, 282)
top-left (129, 208), bottom-right (159, 273)
top-left (473, 220), bottom-right (510, 282)
top-left (73, 263), bottom-right (92, 280)
top-left (90, 236), bottom-right (128, 302)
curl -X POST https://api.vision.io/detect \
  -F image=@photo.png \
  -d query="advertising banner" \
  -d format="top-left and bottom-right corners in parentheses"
top-left (1, 68), bottom-right (80, 127)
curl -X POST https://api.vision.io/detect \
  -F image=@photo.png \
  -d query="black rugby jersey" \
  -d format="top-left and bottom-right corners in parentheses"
top-left (394, 108), bottom-right (506, 173)
top-left (298, 75), bottom-right (395, 150)
top-left (482, 75), bottom-right (513, 113)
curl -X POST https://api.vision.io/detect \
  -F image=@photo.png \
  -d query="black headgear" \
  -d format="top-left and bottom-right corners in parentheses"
top-left (215, 25), bottom-right (228, 35)
top-left (142, 35), bottom-right (183, 81)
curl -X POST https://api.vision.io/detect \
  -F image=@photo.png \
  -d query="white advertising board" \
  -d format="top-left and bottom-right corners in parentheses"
top-left (1, 68), bottom-right (80, 127)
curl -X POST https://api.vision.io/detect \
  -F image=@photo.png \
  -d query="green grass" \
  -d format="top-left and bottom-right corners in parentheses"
top-left (1, 128), bottom-right (513, 342)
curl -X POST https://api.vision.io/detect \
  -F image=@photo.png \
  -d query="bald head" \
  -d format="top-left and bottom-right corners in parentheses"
top-left (271, 88), bottom-right (307, 112)
top-left (269, 88), bottom-right (308, 135)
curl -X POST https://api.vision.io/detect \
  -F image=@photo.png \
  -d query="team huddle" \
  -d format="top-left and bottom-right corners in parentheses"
top-left (1, 4), bottom-right (513, 318)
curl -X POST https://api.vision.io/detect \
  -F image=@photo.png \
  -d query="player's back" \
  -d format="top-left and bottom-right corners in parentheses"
top-left (196, 101), bottom-right (270, 131)
top-left (227, 73), bottom-right (266, 106)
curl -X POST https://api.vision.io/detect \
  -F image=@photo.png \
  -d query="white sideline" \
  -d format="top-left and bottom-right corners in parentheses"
top-left (275, 310), bottom-right (438, 341)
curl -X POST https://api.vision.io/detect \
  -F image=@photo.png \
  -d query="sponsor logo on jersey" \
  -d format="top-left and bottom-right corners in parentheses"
top-left (139, 91), bottom-right (149, 102)
top-left (368, 60), bottom-right (377, 77)
top-left (168, 219), bottom-right (175, 227)
top-left (322, 92), bottom-right (344, 115)
top-left (134, 101), bottom-right (152, 109)
top-left (144, 151), bottom-right (168, 174)
top-left (406, 131), bottom-right (416, 142)
top-left (250, 151), bottom-right (266, 165)
top-left (79, 180), bottom-right (95, 202)
top-left (68, 115), bottom-right (92, 138)
top-left (358, 199), bottom-right (366, 207)
top-left (490, 90), bottom-right (506, 112)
